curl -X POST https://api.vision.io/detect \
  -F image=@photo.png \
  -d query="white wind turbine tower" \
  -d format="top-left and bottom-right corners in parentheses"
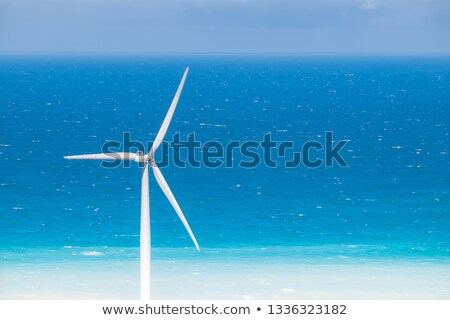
top-left (64, 68), bottom-right (199, 300)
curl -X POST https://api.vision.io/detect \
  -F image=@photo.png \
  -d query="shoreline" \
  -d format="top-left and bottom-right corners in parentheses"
top-left (1, 248), bottom-right (449, 299)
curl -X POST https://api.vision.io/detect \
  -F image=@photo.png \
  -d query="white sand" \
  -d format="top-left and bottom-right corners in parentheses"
top-left (1, 259), bottom-right (449, 299)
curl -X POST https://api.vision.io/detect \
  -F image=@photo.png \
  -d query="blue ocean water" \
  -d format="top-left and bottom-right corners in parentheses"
top-left (0, 56), bottom-right (449, 263)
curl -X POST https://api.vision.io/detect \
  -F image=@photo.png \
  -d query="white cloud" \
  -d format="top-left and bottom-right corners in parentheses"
top-left (361, 0), bottom-right (377, 11)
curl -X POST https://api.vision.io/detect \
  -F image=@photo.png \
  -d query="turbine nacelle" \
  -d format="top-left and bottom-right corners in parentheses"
top-left (134, 151), bottom-right (152, 163)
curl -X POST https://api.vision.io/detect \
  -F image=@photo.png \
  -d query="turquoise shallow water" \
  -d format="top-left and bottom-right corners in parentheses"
top-left (0, 56), bottom-right (449, 264)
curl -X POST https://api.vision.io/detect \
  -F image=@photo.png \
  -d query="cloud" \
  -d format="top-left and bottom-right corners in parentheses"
top-left (360, 0), bottom-right (377, 11)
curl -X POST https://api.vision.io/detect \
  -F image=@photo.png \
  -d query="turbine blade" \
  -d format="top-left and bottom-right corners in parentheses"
top-left (150, 162), bottom-right (200, 251)
top-left (64, 152), bottom-right (136, 161)
top-left (149, 67), bottom-right (189, 157)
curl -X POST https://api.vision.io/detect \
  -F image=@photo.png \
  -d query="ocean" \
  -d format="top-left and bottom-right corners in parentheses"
top-left (0, 56), bottom-right (449, 298)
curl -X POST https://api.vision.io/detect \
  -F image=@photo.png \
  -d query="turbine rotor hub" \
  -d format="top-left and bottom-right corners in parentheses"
top-left (134, 151), bottom-right (151, 163)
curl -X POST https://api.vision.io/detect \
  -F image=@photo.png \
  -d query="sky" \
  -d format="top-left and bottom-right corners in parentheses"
top-left (0, 0), bottom-right (449, 54)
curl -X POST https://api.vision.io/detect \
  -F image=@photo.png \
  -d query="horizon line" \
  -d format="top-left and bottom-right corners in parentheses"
top-left (1, 51), bottom-right (450, 58)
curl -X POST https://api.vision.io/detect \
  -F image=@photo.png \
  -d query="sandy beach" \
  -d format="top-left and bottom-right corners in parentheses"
top-left (1, 251), bottom-right (448, 300)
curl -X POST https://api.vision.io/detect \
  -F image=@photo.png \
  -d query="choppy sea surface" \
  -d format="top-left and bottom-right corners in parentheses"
top-left (0, 56), bottom-right (449, 267)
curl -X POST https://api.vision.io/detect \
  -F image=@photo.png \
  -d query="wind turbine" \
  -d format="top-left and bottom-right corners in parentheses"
top-left (64, 67), bottom-right (199, 300)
